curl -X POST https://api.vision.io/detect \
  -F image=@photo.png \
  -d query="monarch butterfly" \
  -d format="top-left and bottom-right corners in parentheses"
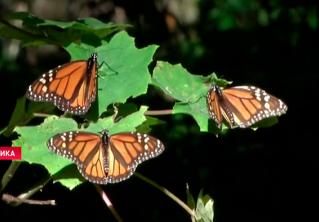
top-left (26, 53), bottom-right (98, 115)
top-left (47, 130), bottom-right (165, 184)
top-left (207, 85), bottom-right (288, 128)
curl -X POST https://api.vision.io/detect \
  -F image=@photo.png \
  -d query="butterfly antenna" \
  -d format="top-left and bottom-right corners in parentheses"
top-left (99, 61), bottom-right (118, 75)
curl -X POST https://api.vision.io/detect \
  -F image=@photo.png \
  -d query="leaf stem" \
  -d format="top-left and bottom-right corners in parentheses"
top-left (94, 185), bottom-right (124, 222)
top-left (12, 176), bottom-right (51, 207)
top-left (33, 113), bottom-right (52, 118)
top-left (144, 109), bottom-right (173, 116)
top-left (2, 193), bottom-right (56, 206)
top-left (134, 172), bottom-right (195, 217)
top-left (0, 17), bottom-right (56, 44)
top-left (1, 161), bottom-right (21, 192)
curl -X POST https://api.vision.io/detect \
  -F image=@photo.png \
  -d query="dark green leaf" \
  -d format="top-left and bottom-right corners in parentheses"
top-left (136, 116), bottom-right (165, 133)
top-left (153, 61), bottom-right (225, 132)
top-left (2, 97), bottom-right (26, 137)
top-left (152, 61), bottom-right (209, 102)
top-left (173, 97), bottom-right (210, 132)
top-left (13, 116), bottom-right (79, 189)
top-left (66, 31), bottom-right (158, 116)
top-left (0, 12), bottom-right (125, 46)
top-left (186, 184), bottom-right (196, 210)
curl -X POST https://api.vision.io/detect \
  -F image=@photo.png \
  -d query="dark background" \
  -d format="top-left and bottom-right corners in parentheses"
top-left (0, 1), bottom-right (318, 221)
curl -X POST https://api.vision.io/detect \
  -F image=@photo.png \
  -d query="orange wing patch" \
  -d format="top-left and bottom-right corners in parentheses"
top-left (207, 85), bottom-right (288, 128)
top-left (47, 131), bottom-right (108, 184)
top-left (26, 53), bottom-right (98, 115)
top-left (106, 132), bottom-right (165, 184)
top-left (47, 130), bottom-right (165, 184)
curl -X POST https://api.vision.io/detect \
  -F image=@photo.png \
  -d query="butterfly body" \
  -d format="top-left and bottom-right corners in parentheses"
top-left (47, 130), bottom-right (165, 184)
top-left (26, 53), bottom-right (98, 115)
top-left (207, 85), bottom-right (288, 128)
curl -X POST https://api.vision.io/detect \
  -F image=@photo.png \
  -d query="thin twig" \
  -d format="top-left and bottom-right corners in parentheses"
top-left (134, 172), bottom-right (195, 217)
top-left (33, 113), bottom-right (51, 118)
top-left (144, 109), bottom-right (173, 116)
top-left (2, 193), bottom-right (56, 206)
top-left (12, 176), bottom-right (51, 207)
top-left (0, 17), bottom-right (55, 44)
top-left (1, 161), bottom-right (21, 192)
top-left (94, 185), bottom-right (124, 222)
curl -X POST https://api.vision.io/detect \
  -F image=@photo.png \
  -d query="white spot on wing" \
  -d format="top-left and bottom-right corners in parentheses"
top-left (264, 102), bottom-right (270, 110)
top-left (264, 95), bottom-right (270, 102)
top-left (42, 85), bottom-right (47, 92)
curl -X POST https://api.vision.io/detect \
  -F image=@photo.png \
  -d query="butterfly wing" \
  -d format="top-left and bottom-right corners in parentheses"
top-left (207, 85), bottom-right (227, 128)
top-left (26, 54), bottom-right (97, 115)
top-left (105, 132), bottom-right (165, 183)
top-left (221, 86), bottom-right (288, 128)
top-left (47, 131), bottom-right (108, 184)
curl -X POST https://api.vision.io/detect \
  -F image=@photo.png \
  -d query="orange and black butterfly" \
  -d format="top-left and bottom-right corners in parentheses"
top-left (26, 53), bottom-right (98, 115)
top-left (207, 85), bottom-right (288, 128)
top-left (47, 130), bottom-right (165, 184)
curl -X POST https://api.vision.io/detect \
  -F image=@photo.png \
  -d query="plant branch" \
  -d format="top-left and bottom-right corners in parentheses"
top-left (0, 17), bottom-right (55, 44)
top-left (12, 176), bottom-right (51, 207)
top-left (94, 185), bottom-right (123, 222)
top-left (33, 113), bottom-right (51, 118)
top-left (134, 172), bottom-right (195, 217)
top-left (144, 109), bottom-right (173, 116)
top-left (2, 193), bottom-right (56, 206)
top-left (1, 161), bottom-right (21, 192)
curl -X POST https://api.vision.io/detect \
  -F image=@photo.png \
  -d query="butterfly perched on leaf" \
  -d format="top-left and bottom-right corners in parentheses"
top-left (26, 53), bottom-right (98, 115)
top-left (47, 130), bottom-right (165, 184)
top-left (206, 85), bottom-right (288, 128)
